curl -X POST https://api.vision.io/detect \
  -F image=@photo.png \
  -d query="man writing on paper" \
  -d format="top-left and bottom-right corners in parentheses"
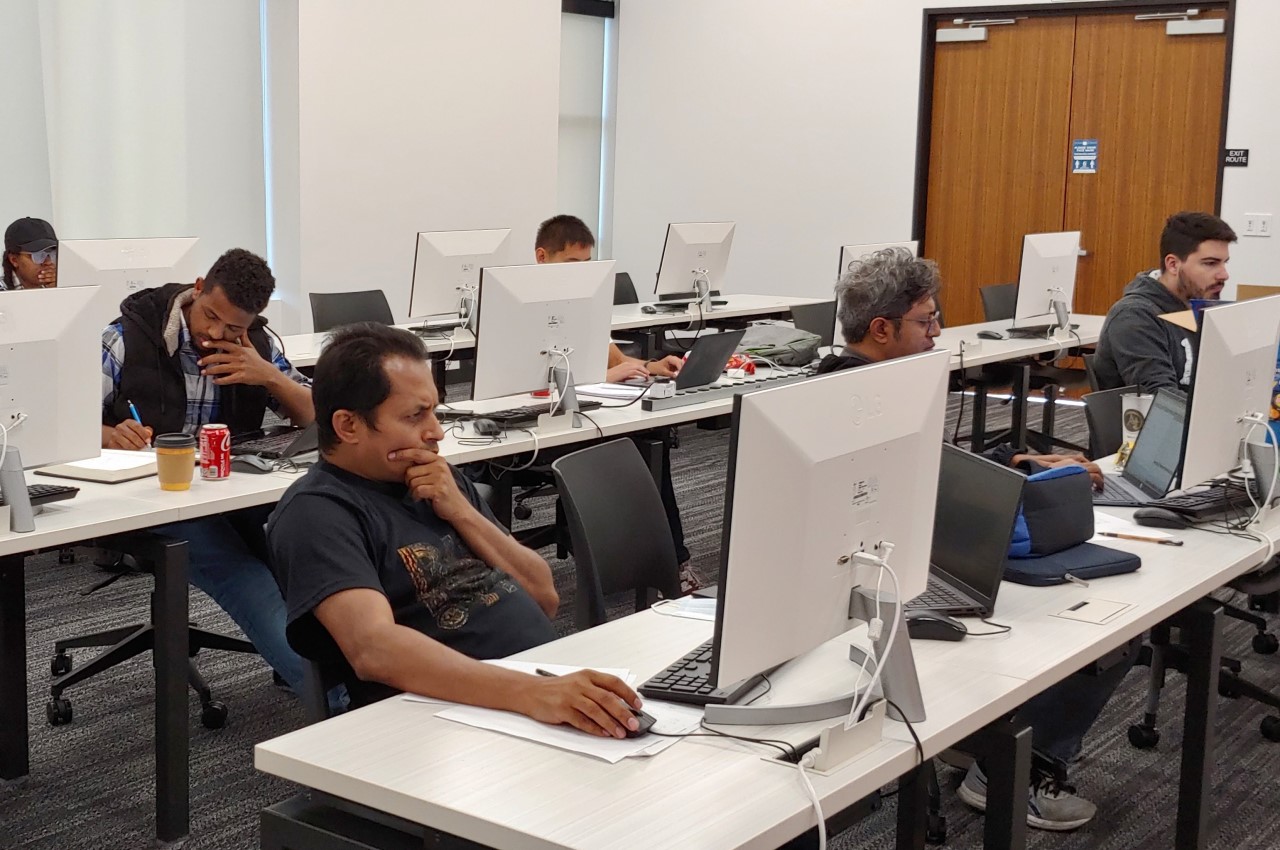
top-left (1093, 211), bottom-right (1236, 393)
top-left (100, 248), bottom-right (315, 697)
top-left (267, 322), bottom-right (644, 737)
top-left (820, 246), bottom-right (1128, 831)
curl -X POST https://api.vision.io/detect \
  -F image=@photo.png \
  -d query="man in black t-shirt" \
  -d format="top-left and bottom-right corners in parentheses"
top-left (268, 322), bottom-right (644, 738)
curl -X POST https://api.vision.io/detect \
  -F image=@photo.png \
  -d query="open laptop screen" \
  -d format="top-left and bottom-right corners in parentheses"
top-left (1122, 387), bottom-right (1187, 498)
top-left (931, 444), bottom-right (1026, 611)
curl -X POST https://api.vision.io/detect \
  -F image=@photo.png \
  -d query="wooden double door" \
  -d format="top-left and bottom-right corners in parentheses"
top-left (920, 5), bottom-right (1231, 326)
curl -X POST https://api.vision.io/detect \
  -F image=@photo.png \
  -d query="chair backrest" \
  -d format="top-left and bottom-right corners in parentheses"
top-left (551, 439), bottom-right (683, 630)
top-left (1083, 385), bottom-right (1136, 459)
top-left (309, 290), bottom-right (395, 333)
top-left (1082, 352), bottom-right (1100, 392)
top-left (613, 272), bottom-right (639, 305)
top-left (789, 300), bottom-right (837, 348)
top-left (980, 283), bottom-right (1017, 322)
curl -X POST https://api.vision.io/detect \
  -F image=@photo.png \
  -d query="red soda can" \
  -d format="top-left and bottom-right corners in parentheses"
top-left (199, 424), bottom-right (232, 480)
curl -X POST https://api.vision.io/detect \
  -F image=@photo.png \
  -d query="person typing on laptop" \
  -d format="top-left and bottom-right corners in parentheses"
top-left (100, 248), bottom-right (315, 698)
top-left (267, 322), bottom-right (644, 736)
top-left (822, 246), bottom-right (1134, 831)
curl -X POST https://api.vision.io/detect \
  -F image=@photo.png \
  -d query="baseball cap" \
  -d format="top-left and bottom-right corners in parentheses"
top-left (4, 218), bottom-right (58, 253)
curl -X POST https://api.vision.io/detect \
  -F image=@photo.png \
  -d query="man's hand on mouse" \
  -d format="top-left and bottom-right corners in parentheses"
top-left (519, 669), bottom-right (643, 738)
top-left (391, 447), bottom-right (473, 522)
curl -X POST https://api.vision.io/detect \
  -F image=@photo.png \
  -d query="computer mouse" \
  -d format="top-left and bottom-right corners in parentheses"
top-left (640, 304), bottom-right (658, 314)
top-left (1132, 506), bottom-right (1191, 529)
top-left (626, 707), bottom-right (658, 738)
top-left (905, 610), bottom-right (968, 642)
top-left (473, 418), bottom-right (502, 437)
top-left (976, 330), bottom-right (1005, 340)
top-left (230, 455), bottom-right (276, 474)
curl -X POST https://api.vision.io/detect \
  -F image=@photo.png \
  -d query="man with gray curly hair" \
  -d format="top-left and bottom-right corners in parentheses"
top-left (816, 246), bottom-right (1126, 833)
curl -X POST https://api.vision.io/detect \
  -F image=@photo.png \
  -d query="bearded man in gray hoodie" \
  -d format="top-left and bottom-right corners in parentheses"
top-left (1093, 211), bottom-right (1236, 392)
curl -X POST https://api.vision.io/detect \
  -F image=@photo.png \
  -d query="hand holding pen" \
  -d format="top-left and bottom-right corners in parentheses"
top-left (104, 399), bottom-right (154, 450)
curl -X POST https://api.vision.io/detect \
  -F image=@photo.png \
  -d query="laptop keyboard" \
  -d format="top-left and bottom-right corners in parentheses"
top-left (1094, 474), bottom-right (1151, 504)
top-left (231, 430), bottom-right (300, 458)
top-left (907, 576), bottom-right (975, 612)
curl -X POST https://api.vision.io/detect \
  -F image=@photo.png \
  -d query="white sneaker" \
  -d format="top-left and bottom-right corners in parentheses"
top-left (958, 764), bottom-right (1097, 832)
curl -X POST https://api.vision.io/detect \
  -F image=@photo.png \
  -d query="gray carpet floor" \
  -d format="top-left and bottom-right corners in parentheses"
top-left (3, 394), bottom-right (1280, 849)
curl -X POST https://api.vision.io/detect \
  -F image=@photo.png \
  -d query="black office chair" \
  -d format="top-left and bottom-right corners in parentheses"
top-left (47, 534), bottom-right (257, 729)
top-left (613, 272), bottom-right (639, 305)
top-left (1082, 352), bottom-right (1101, 393)
top-left (789, 300), bottom-right (837, 349)
top-left (971, 283), bottom-right (1085, 454)
top-left (309, 290), bottom-right (395, 333)
top-left (552, 439), bottom-right (682, 630)
top-left (1082, 386), bottom-right (1134, 459)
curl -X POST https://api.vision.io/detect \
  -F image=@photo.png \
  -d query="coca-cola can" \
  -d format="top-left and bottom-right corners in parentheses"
top-left (199, 424), bottom-right (232, 480)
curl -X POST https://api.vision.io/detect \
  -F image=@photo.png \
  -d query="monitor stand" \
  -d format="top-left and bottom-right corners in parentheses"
top-left (702, 587), bottom-right (925, 726)
top-left (537, 352), bottom-right (584, 431)
top-left (0, 447), bottom-right (36, 532)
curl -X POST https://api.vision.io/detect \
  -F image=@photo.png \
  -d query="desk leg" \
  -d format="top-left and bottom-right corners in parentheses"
top-left (1176, 598), bottom-right (1223, 850)
top-left (153, 537), bottom-right (190, 842)
top-left (1010, 365), bottom-right (1030, 453)
top-left (0, 553), bottom-right (28, 783)
top-left (961, 719), bottom-right (1031, 850)
top-left (970, 382), bottom-right (989, 454)
top-left (895, 762), bottom-right (930, 850)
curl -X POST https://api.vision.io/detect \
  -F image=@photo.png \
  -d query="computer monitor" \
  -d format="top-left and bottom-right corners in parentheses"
top-left (706, 349), bottom-right (950, 725)
top-left (0, 287), bottom-right (106, 531)
top-left (1012, 231), bottom-right (1081, 326)
top-left (470, 260), bottom-right (616, 421)
top-left (409, 229), bottom-right (513, 324)
top-left (59, 237), bottom-right (201, 326)
top-left (837, 241), bottom-right (918, 279)
top-left (653, 222), bottom-right (735, 305)
top-left (1180, 295), bottom-right (1280, 489)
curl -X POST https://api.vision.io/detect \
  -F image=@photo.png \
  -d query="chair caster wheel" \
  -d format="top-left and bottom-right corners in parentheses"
top-left (925, 817), bottom-right (947, 844)
top-left (50, 653), bottom-right (72, 677)
top-left (1252, 633), bottom-right (1279, 655)
top-left (1128, 724), bottom-right (1160, 749)
top-left (1262, 716), bottom-right (1280, 742)
top-left (57, 547), bottom-right (76, 565)
top-left (201, 701), bottom-right (228, 730)
top-left (1218, 679), bottom-right (1241, 698)
top-left (47, 697), bottom-right (73, 726)
top-left (513, 504), bottom-right (533, 521)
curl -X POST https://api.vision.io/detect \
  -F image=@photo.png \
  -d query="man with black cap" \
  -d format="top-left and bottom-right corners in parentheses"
top-left (3, 217), bottom-right (58, 290)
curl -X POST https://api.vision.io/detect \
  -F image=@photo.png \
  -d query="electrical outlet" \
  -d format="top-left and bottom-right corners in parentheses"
top-left (1243, 213), bottom-right (1274, 237)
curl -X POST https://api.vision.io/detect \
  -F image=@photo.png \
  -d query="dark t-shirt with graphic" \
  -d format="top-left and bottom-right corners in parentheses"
top-left (267, 458), bottom-right (557, 707)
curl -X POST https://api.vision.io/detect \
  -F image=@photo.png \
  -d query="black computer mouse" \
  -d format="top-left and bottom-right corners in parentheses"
top-left (640, 304), bottom-right (658, 314)
top-left (976, 330), bottom-right (1005, 340)
top-left (230, 455), bottom-right (275, 474)
top-left (626, 707), bottom-right (658, 738)
top-left (905, 610), bottom-right (968, 642)
top-left (473, 418), bottom-right (502, 437)
top-left (1132, 506), bottom-right (1190, 529)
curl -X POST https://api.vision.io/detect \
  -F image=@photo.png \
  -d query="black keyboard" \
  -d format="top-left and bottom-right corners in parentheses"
top-left (907, 577), bottom-right (975, 612)
top-left (1094, 475), bottom-right (1151, 505)
top-left (484, 399), bottom-right (604, 427)
top-left (638, 639), bottom-right (765, 707)
top-left (1007, 322), bottom-right (1079, 338)
top-left (231, 430), bottom-right (299, 458)
top-left (27, 484), bottom-right (79, 506)
top-left (1150, 481), bottom-right (1254, 521)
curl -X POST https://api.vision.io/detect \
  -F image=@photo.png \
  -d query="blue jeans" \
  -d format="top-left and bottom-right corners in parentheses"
top-left (153, 513), bottom-right (304, 691)
top-left (1013, 635), bottom-right (1142, 768)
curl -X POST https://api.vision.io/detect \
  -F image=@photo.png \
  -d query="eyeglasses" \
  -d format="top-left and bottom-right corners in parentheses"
top-left (900, 310), bottom-right (941, 329)
top-left (25, 248), bottom-right (57, 265)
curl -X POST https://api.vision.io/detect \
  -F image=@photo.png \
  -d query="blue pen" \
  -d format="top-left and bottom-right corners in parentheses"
top-left (127, 399), bottom-right (143, 424)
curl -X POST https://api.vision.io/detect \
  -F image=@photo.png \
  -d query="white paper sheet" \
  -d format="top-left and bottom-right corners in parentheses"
top-left (1091, 511), bottom-right (1176, 542)
top-left (63, 450), bottom-right (159, 471)
top-left (651, 597), bottom-right (718, 621)
top-left (402, 661), bottom-right (703, 763)
top-left (575, 383), bottom-right (646, 400)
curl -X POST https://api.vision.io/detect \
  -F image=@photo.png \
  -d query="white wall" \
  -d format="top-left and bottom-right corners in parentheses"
top-left (0, 0), bottom-right (53, 227)
top-left (271, 0), bottom-right (562, 333)
top-left (612, 0), bottom-right (1280, 301)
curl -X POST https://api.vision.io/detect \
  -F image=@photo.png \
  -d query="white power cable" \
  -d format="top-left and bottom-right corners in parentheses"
top-left (796, 753), bottom-right (827, 850)
top-left (844, 545), bottom-right (902, 730)
top-left (547, 348), bottom-right (575, 418)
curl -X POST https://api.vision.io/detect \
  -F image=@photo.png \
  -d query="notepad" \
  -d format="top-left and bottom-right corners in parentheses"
top-left (35, 450), bottom-right (158, 484)
top-left (575, 383), bottom-right (646, 400)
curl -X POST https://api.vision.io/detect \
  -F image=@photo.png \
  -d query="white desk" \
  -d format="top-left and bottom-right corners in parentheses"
top-left (255, 503), bottom-right (1276, 850)
top-left (281, 327), bottom-right (475, 370)
top-left (933, 314), bottom-right (1103, 370)
top-left (611, 294), bottom-right (828, 331)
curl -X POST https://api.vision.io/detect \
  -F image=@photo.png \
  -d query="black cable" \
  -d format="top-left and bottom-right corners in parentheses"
top-left (575, 410), bottom-right (606, 439)
top-left (645, 717), bottom-right (799, 761)
top-left (952, 343), bottom-right (967, 446)
top-left (966, 618), bottom-right (1012, 636)
top-left (881, 698), bottom-right (924, 766)
top-left (599, 383), bottom-right (656, 409)
top-left (666, 299), bottom-right (707, 353)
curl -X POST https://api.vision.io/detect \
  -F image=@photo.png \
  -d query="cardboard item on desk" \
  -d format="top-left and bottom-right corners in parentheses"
top-left (1237, 284), bottom-right (1280, 301)
top-left (1158, 309), bottom-right (1198, 333)
top-left (34, 450), bottom-right (157, 484)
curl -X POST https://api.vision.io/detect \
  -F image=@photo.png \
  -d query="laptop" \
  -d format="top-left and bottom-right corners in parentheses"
top-left (1093, 387), bottom-right (1187, 507)
top-left (674, 329), bottom-right (747, 390)
top-left (908, 443), bottom-right (1026, 617)
top-left (231, 423), bottom-right (319, 460)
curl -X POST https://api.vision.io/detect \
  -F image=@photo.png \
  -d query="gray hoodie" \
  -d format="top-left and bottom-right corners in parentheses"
top-left (1092, 271), bottom-right (1194, 393)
